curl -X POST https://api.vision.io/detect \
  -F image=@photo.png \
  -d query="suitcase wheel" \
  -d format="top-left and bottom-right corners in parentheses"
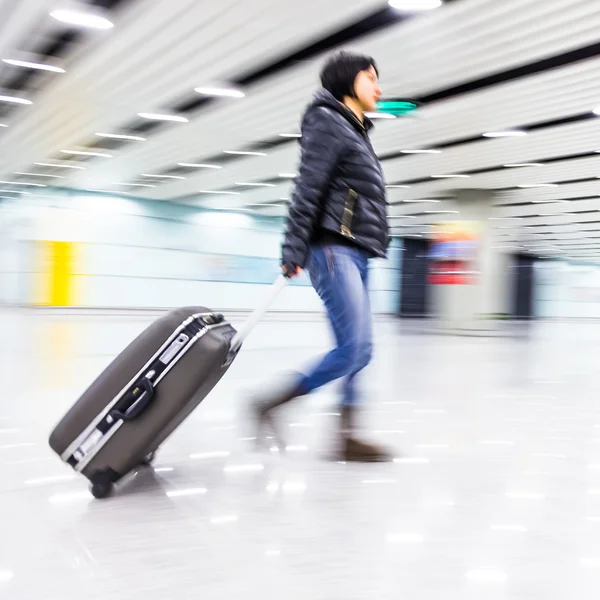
top-left (89, 468), bottom-right (117, 499)
top-left (90, 481), bottom-right (114, 499)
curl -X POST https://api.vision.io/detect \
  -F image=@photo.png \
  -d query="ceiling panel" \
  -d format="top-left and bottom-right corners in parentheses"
top-left (3, 0), bottom-right (600, 261)
top-left (0, 0), bottom-right (384, 173)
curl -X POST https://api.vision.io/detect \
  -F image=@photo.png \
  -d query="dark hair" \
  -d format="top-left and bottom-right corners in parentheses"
top-left (320, 50), bottom-right (379, 101)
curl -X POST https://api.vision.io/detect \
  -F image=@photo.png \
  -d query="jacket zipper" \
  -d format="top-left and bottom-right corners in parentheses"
top-left (341, 189), bottom-right (357, 239)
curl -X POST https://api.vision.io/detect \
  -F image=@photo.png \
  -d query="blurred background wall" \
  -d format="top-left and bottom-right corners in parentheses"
top-left (5, 190), bottom-right (600, 319)
top-left (0, 191), bottom-right (402, 312)
top-left (534, 259), bottom-right (600, 319)
top-left (6, 190), bottom-right (600, 321)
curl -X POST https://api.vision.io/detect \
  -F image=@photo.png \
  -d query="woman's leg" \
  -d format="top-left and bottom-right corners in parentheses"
top-left (298, 245), bottom-right (369, 393)
top-left (336, 261), bottom-right (390, 461)
top-left (253, 245), bottom-right (391, 460)
top-left (340, 259), bottom-right (372, 407)
top-left (252, 244), bottom-right (365, 443)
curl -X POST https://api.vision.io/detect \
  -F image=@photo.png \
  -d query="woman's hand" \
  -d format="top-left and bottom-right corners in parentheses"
top-left (282, 263), bottom-right (302, 278)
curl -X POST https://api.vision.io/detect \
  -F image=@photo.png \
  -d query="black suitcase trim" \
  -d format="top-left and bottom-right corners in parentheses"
top-left (61, 312), bottom-right (231, 473)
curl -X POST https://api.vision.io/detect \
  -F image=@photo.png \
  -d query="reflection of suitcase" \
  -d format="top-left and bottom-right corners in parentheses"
top-left (49, 277), bottom-right (287, 499)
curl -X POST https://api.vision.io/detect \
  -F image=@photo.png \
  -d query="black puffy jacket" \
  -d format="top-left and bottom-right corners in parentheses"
top-left (281, 89), bottom-right (389, 269)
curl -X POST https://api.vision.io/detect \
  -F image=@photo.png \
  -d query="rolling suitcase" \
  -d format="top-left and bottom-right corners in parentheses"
top-left (49, 276), bottom-right (288, 499)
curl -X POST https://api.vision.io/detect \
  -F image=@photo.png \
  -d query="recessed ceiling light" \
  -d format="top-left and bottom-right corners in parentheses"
top-left (137, 113), bottom-right (188, 123)
top-left (223, 150), bottom-right (267, 156)
top-left (365, 112), bottom-right (396, 120)
top-left (431, 174), bottom-right (470, 179)
top-left (401, 149), bottom-right (441, 154)
top-left (483, 130), bottom-right (527, 138)
top-left (0, 94), bottom-right (32, 105)
top-left (61, 149), bottom-right (112, 158)
top-left (389, 0), bottom-right (442, 10)
top-left (517, 183), bottom-right (558, 188)
top-left (14, 172), bottom-right (63, 178)
top-left (0, 181), bottom-right (46, 187)
top-left (141, 174), bottom-right (185, 180)
top-left (50, 9), bottom-right (114, 30)
top-left (177, 163), bottom-right (222, 170)
top-left (2, 58), bottom-right (65, 73)
top-left (279, 133), bottom-right (302, 138)
top-left (198, 190), bottom-right (240, 195)
top-left (278, 173), bottom-right (297, 178)
top-left (95, 132), bottom-right (146, 141)
top-left (194, 86), bottom-right (245, 98)
top-left (504, 163), bottom-right (544, 168)
top-left (34, 162), bottom-right (85, 169)
top-left (234, 182), bottom-right (276, 187)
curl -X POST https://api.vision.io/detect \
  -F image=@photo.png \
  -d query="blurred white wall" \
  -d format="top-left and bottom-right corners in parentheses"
top-left (4, 191), bottom-right (402, 313)
top-left (0, 199), bottom-right (23, 305)
top-left (534, 259), bottom-right (600, 319)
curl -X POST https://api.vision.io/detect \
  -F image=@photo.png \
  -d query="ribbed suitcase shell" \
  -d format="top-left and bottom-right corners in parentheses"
top-left (49, 306), bottom-right (237, 495)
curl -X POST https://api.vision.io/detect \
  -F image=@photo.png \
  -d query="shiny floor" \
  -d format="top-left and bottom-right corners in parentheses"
top-left (1, 309), bottom-right (600, 599)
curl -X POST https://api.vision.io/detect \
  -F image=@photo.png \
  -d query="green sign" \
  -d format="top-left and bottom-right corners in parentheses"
top-left (376, 100), bottom-right (418, 116)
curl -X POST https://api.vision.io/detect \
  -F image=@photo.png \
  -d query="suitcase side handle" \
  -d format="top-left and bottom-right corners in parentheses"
top-left (111, 378), bottom-right (155, 422)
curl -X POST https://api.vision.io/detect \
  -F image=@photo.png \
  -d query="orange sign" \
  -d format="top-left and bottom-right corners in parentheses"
top-left (428, 222), bottom-right (479, 285)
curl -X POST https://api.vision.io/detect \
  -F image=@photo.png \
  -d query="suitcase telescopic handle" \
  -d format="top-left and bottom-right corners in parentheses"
top-left (229, 274), bottom-right (288, 353)
top-left (111, 378), bottom-right (155, 422)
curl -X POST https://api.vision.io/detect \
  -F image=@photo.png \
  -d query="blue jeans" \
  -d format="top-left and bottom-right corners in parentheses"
top-left (298, 243), bottom-right (373, 406)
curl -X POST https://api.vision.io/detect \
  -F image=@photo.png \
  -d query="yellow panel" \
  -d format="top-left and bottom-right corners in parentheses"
top-left (32, 241), bottom-right (78, 306)
top-left (50, 241), bottom-right (71, 306)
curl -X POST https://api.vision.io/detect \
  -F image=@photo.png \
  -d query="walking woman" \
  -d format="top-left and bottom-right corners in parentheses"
top-left (255, 50), bottom-right (392, 462)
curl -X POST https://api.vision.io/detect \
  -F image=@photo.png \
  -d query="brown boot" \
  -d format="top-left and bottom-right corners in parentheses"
top-left (340, 405), bottom-right (392, 462)
top-left (252, 380), bottom-right (306, 449)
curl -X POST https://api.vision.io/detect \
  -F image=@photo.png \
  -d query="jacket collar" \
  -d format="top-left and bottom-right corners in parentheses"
top-left (307, 89), bottom-right (374, 134)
